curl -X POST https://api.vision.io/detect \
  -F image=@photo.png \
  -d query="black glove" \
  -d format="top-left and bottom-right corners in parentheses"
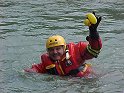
top-left (89, 12), bottom-right (102, 39)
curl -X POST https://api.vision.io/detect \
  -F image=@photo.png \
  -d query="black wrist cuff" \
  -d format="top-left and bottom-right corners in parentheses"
top-left (89, 31), bottom-right (99, 39)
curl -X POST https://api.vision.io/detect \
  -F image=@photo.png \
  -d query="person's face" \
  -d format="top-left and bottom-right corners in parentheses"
top-left (47, 45), bottom-right (65, 61)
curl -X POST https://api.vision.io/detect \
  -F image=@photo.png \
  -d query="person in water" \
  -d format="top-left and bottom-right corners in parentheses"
top-left (24, 12), bottom-right (102, 78)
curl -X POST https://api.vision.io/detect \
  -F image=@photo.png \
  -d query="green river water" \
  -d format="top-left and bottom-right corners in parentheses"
top-left (0, 0), bottom-right (124, 93)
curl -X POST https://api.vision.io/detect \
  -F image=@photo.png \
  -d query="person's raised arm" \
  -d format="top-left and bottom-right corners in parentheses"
top-left (84, 12), bottom-right (102, 58)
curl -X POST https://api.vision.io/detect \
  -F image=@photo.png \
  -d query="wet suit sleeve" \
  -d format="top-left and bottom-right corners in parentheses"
top-left (24, 63), bottom-right (46, 73)
top-left (76, 33), bottom-right (102, 61)
top-left (24, 56), bottom-right (47, 73)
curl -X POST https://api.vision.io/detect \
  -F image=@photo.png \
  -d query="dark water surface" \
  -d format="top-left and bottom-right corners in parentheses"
top-left (0, 0), bottom-right (124, 93)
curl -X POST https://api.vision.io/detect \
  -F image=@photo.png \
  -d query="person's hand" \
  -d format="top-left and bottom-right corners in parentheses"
top-left (85, 12), bottom-right (102, 40)
top-left (89, 12), bottom-right (102, 32)
top-left (24, 68), bottom-right (37, 73)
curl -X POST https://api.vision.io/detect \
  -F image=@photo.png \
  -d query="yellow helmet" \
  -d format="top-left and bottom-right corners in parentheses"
top-left (46, 35), bottom-right (66, 49)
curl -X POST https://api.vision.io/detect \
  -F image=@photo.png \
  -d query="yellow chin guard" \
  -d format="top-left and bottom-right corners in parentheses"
top-left (84, 13), bottom-right (97, 26)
